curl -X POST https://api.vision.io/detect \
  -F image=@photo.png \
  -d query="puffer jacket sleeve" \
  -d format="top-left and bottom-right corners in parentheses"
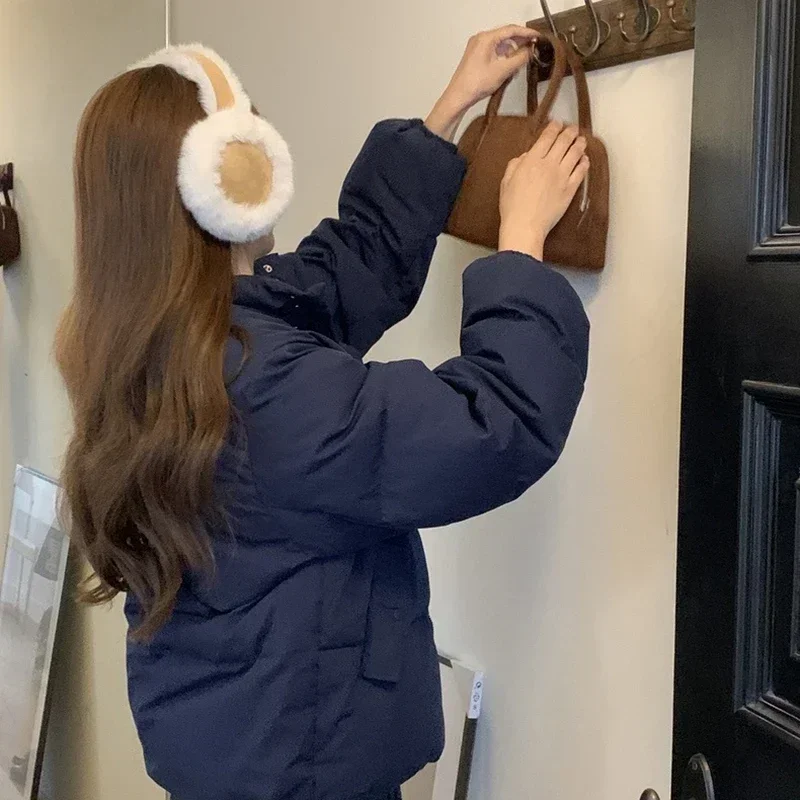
top-left (258, 119), bottom-right (466, 356)
top-left (244, 252), bottom-right (590, 539)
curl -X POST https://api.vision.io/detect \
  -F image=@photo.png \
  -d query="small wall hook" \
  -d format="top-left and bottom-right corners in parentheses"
top-left (617, 0), bottom-right (661, 44)
top-left (666, 0), bottom-right (696, 31)
top-left (568, 0), bottom-right (611, 58)
top-left (0, 163), bottom-right (13, 196)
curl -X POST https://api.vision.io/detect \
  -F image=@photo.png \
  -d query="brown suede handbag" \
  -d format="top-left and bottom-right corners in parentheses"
top-left (446, 30), bottom-right (609, 271)
top-left (0, 164), bottom-right (21, 267)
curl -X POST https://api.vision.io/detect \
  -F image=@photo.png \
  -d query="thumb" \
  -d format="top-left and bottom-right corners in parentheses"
top-left (498, 40), bottom-right (533, 75)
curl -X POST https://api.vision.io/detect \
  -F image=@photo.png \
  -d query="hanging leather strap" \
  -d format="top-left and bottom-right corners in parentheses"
top-left (526, 31), bottom-right (593, 133)
top-left (483, 28), bottom-right (568, 130)
top-left (564, 42), bottom-right (593, 132)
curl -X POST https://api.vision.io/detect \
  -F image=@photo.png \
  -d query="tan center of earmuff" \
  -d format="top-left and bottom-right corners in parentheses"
top-left (190, 51), bottom-right (274, 208)
top-left (218, 142), bottom-right (273, 205)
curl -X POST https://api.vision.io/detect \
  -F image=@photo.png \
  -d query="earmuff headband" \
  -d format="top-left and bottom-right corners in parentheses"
top-left (129, 44), bottom-right (294, 243)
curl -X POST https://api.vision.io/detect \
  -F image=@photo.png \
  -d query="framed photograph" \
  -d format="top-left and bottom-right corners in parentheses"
top-left (402, 654), bottom-right (484, 800)
top-left (0, 467), bottom-right (69, 800)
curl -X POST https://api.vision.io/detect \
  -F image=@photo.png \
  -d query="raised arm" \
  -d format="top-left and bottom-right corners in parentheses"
top-left (242, 112), bottom-right (592, 553)
top-left (258, 26), bottom-right (542, 355)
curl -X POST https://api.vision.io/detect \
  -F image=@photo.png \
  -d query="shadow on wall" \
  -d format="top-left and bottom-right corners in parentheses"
top-left (2, 179), bottom-right (34, 473)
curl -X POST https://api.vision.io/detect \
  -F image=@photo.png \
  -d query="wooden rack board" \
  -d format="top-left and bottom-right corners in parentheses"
top-left (527, 0), bottom-right (695, 80)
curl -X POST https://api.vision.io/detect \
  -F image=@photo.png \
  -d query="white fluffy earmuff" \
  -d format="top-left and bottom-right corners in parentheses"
top-left (129, 43), bottom-right (293, 243)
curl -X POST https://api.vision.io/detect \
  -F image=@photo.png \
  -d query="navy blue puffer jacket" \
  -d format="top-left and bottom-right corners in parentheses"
top-left (125, 119), bottom-right (589, 800)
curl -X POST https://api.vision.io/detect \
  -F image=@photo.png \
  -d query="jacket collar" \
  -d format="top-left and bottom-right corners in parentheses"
top-left (233, 259), bottom-right (334, 336)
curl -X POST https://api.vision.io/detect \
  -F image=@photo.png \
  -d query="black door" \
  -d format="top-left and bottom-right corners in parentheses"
top-left (673, 0), bottom-right (800, 798)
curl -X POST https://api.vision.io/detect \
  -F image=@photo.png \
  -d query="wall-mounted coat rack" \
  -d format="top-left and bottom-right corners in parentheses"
top-left (0, 163), bottom-right (13, 197)
top-left (1, 162), bottom-right (22, 267)
top-left (528, 0), bottom-right (695, 79)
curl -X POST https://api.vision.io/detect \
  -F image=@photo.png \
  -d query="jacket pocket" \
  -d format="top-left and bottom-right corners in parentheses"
top-left (360, 536), bottom-right (416, 683)
top-left (361, 602), bottom-right (411, 683)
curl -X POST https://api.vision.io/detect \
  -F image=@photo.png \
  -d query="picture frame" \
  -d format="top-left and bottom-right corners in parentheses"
top-left (402, 654), bottom-right (484, 800)
top-left (0, 466), bottom-right (69, 800)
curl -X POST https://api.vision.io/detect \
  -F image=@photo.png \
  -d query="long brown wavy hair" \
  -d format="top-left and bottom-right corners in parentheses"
top-left (56, 65), bottom-right (244, 640)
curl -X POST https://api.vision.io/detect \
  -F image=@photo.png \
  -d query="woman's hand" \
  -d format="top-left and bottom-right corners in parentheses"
top-left (498, 121), bottom-right (590, 261)
top-left (425, 25), bottom-right (539, 141)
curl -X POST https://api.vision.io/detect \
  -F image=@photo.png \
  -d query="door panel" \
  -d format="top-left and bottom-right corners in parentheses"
top-left (673, 0), bottom-right (800, 797)
top-left (735, 384), bottom-right (800, 747)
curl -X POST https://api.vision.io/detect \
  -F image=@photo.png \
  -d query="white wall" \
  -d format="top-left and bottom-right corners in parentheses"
top-left (174, 2), bottom-right (692, 798)
top-left (0, 2), bottom-right (165, 798)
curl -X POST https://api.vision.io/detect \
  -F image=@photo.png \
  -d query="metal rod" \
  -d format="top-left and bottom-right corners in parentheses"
top-left (540, 0), bottom-right (560, 35)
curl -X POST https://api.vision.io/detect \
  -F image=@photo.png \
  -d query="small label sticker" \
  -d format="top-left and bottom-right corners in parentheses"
top-left (468, 672), bottom-right (485, 719)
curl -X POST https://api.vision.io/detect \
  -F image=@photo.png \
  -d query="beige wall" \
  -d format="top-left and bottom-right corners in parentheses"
top-left (174, 1), bottom-right (692, 798)
top-left (0, 0), bottom-right (692, 797)
top-left (0, 2), bottom-right (164, 798)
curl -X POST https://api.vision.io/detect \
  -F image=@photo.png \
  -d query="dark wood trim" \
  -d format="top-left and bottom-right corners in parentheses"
top-left (749, 0), bottom-right (800, 258)
top-left (792, 478), bottom-right (800, 663)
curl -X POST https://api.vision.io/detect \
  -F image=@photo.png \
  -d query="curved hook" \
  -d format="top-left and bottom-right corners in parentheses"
top-left (540, 0), bottom-right (560, 36)
top-left (568, 0), bottom-right (611, 58)
top-left (666, 0), bottom-right (696, 31)
top-left (616, 0), bottom-right (661, 44)
top-left (533, 0), bottom-right (563, 68)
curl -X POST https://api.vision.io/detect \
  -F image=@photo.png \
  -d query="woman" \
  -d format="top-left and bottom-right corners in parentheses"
top-left (56, 26), bottom-right (590, 800)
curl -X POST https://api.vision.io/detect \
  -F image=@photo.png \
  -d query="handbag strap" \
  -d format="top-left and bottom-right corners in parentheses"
top-left (527, 32), bottom-right (593, 133)
top-left (484, 28), bottom-right (568, 129)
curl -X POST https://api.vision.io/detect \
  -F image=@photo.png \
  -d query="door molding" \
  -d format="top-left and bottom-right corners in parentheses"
top-left (750, 0), bottom-right (800, 258)
top-left (735, 381), bottom-right (800, 748)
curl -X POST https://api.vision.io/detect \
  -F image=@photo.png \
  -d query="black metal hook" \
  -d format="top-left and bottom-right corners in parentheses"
top-left (567, 0), bottom-right (611, 59)
top-left (617, 0), bottom-right (661, 44)
top-left (666, 0), bottom-right (696, 31)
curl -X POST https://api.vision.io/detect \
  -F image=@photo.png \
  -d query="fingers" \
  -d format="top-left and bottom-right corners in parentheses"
top-left (529, 120), bottom-right (565, 158)
top-left (567, 155), bottom-right (591, 189)
top-left (490, 24), bottom-right (539, 43)
top-left (546, 124), bottom-right (580, 162)
top-left (503, 154), bottom-right (524, 184)
top-left (498, 41), bottom-right (534, 75)
top-left (560, 135), bottom-right (587, 173)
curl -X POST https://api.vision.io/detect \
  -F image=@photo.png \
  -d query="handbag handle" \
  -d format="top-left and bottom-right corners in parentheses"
top-left (483, 30), bottom-right (592, 134)
top-left (529, 35), bottom-right (593, 133)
